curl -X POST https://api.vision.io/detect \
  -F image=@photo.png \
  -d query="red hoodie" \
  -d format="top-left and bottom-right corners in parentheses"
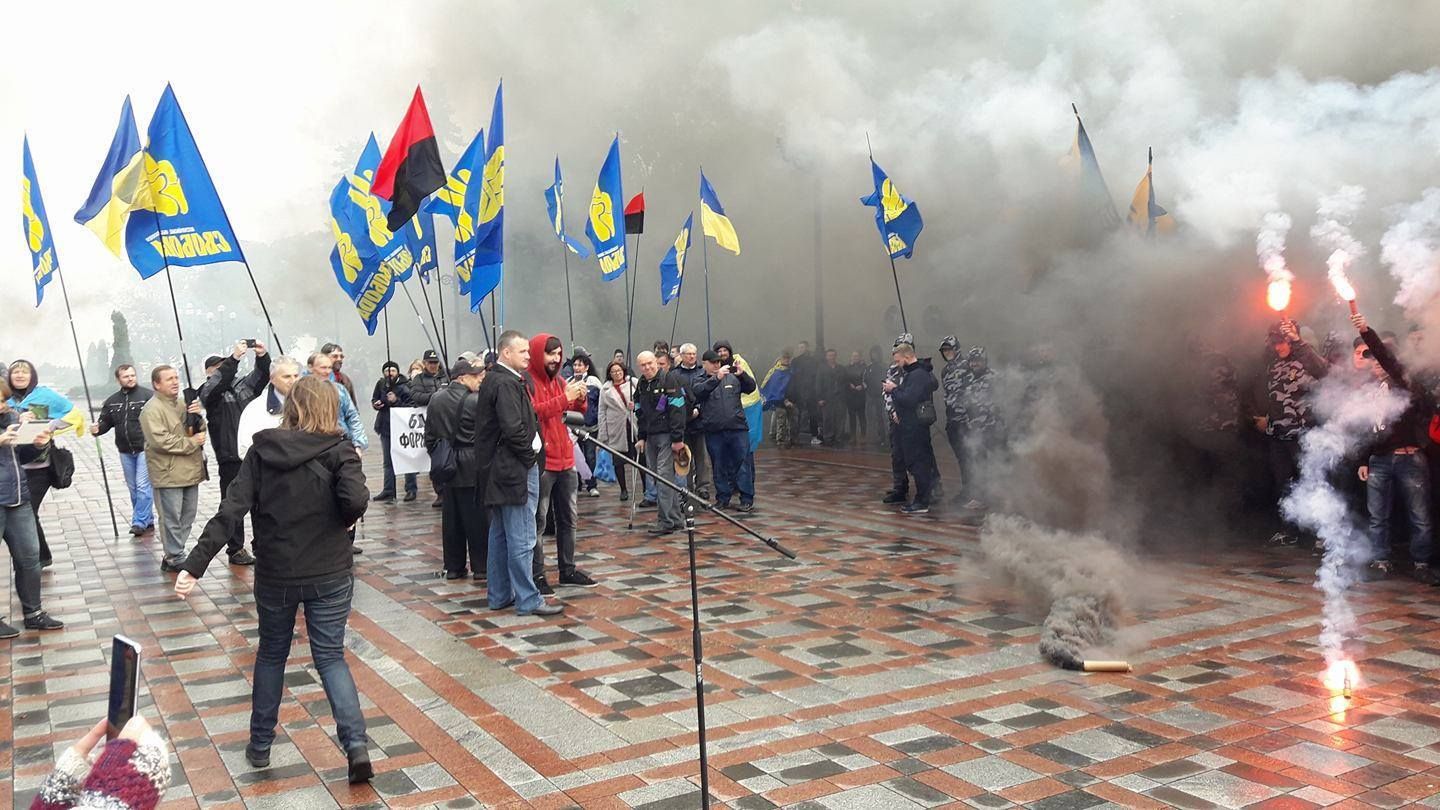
top-left (527, 332), bottom-right (587, 472)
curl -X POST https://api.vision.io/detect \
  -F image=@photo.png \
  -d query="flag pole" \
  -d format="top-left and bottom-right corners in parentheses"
top-left (436, 272), bottom-right (449, 360)
top-left (383, 309), bottom-right (392, 363)
top-left (148, 206), bottom-right (195, 389)
top-left (626, 188), bottom-right (644, 356)
top-left (561, 245), bottom-right (575, 344)
top-left (623, 239), bottom-right (634, 363)
top-left (414, 274), bottom-right (447, 362)
top-left (477, 299), bottom-right (492, 351)
top-left (701, 220), bottom-right (712, 348)
top-left (489, 296), bottom-right (499, 348)
top-left (865, 134), bottom-right (908, 334)
top-left (669, 287), bottom-right (682, 347)
top-left (54, 266), bottom-right (120, 538)
top-left (399, 279), bottom-right (444, 361)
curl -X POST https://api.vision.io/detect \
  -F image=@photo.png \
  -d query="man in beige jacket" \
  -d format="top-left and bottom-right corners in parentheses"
top-left (141, 365), bottom-right (207, 572)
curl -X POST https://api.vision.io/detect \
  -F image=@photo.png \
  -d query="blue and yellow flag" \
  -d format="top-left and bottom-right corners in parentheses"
top-left (585, 136), bottom-right (627, 281)
top-left (469, 82), bottom-right (504, 311)
top-left (544, 157), bottom-right (590, 259)
top-left (658, 212), bottom-right (693, 305)
top-left (74, 96), bottom-right (150, 257)
top-left (404, 212), bottom-right (437, 282)
top-left (424, 128), bottom-right (485, 298)
top-left (21, 137), bottom-right (59, 306)
top-left (1064, 107), bottom-right (1121, 230)
top-left (859, 159), bottom-right (924, 260)
top-left (1126, 149), bottom-right (1177, 237)
top-left (328, 135), bottom-right (416, 335)
top-left (123, 85), bottom-right (244, 279)
top-left (699, 172), bottom-right (739, 254)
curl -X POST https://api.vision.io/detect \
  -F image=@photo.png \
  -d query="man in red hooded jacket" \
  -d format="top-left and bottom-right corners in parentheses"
top-left (526, 333), bottom-right (598, 591)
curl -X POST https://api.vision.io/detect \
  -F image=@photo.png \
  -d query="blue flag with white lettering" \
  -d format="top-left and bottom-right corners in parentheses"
top-left (124, 84), bottom-right (244, 279)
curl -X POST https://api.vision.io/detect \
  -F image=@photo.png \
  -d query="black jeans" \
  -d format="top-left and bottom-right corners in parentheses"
top-left (847, 401), bottom-right (867, 441)
top-left (442, 485), bottom-right (489, 575)
top-left (379, 431), bottom-right (418, 497)
top-left (251, 575), bottom-right (366, 753)
top-left (897, 421), bottom-right (937, 505)
top-left (24, 468), bottom-right (51, 563)
top-left (888, 422), bottom-right (908, 497)
top-left (533, 469), bottom-right (578, 578)
top-left (218, 460), bottom-right (246, 554)
top-left (1267, 437), bottom-right (1306, 537)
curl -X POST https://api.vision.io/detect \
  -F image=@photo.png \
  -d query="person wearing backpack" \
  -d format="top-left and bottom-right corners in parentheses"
top-left (174, 375), bottom-right (373, 784)
top-left (424, 358), bottom-right (488, 581)
top-left (884, 340), bottom-right (940, 515)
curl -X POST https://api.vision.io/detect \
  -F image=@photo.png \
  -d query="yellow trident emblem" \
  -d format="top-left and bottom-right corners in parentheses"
top-left (21, 177), bottom-right (45, 253)
top-left (589, 187), bottom-right (615, 242)
top-left (144, 154), bottom-right (189, 216)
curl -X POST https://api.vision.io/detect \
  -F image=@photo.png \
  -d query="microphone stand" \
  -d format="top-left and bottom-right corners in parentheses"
top-left (568, 421), bottom-right (795, 809)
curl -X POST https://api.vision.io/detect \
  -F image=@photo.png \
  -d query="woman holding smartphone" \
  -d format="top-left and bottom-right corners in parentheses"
top-left (173, 376), bottom-right (372, 783)
top-left (0, 380), bottom-right (64, 637)
top-left (6, 359), bottom-right (80, 568)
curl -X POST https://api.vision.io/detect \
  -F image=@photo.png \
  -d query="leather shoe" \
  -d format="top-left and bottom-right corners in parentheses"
top-left (347, 746), bottom-right (373, 784)
top-left (444, 570), bottom-right (465, 580)
top-left (371, 492), bottom-right (395, 503)
top-left (523, 602), bottom-right (565, 617)
top-left (245, 745), bottom-right (270, 769)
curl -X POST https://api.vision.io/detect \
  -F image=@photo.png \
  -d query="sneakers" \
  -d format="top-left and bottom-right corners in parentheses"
top-left (372, 491), bottom-right (396, 503)
top-left (737, 502), bottom-right (755, 513)
top-left (160, 558), bottom-right (185, 573)
top-left (587, 488), bottom-right (600, 498)
top-left (24, 612), bottom-right (64, 631)
top-left (524, 602), bottom-right (565, 617)
top-left (882, 491), bottom-right (907, 505)
top-left (347, 746), bottom-right (373, 784)
top-left (810, 437), bottom-right (823, 446)
top-left (901, 502), bottom-right (930, 515)
top-left (1365, 560), bottom-right (1393, 582)
top-left (0, 618), bottom-right (18, 639)
top-left (560, 570), bottom-right (598, 588)
top-left (245, 745), bottom-right (270, 769)
top-left (534, 575), bottom-right (555, 596)
top-left (1412, 563), bottom-right (1440, 586)
top-left (228, 549), bottom-right (256, 566)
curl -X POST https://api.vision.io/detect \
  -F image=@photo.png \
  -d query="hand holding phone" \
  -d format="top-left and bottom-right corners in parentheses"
top-left (107, 635), bottom-right (141, 740)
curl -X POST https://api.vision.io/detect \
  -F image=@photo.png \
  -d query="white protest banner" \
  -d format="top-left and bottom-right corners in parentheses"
top-left (390, 407), bottom-right (430, 475)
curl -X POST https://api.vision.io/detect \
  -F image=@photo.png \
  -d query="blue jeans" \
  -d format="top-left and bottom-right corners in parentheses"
top-left (1367, 452), bottom-right (1434, 564)
top-left (379, 432), bottom-right (417, 496)
top-left (118, 451), bottom-right (153, 529)
top-left (487, 465), bottom-right (543, 613)
top-left (1, 503), bottom-right (43, 617)
top-left (251, 575), bottom-right (366, 753)
top-left (706, 430), bottom-right (753, 506)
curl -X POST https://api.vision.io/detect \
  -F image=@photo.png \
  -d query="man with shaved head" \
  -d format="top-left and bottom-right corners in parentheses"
top-left (634, 350), bottom-right (688, 535)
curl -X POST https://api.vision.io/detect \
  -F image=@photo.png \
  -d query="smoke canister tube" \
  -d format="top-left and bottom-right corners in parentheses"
top-left (1081, 660), bottom-right (1132, 673)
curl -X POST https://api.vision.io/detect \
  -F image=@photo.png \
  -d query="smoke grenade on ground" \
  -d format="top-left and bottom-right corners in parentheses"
top-left (1280, 376), bottom-right (1407, 668)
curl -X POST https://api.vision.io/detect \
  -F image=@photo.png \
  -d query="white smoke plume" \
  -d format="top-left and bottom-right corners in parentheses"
top-left (1379, 188), bottom-right (1440, 363)
top-left (1257, 211), bottom-right (1294, 285)
top-left (1310, 185), bottom-right (1367, 301)
top-left (1280, 376), bottom-right (1407, 668)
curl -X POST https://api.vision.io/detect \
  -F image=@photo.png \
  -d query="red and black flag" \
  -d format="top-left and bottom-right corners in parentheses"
top-left (372, 87), bottom-right (446, 232)
top-left (624, 192), bottom-right (645, 234)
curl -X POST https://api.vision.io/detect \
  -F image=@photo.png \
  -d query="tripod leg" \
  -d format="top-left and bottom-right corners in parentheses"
top-left (684, 497), bottom-right (711, 808)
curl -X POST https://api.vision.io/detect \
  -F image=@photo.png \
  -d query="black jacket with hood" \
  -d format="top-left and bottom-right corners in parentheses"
top-left (183, 428), bottom-right (368, 586)
top-left (1360, 327), bottom-right (1436, 457)
top-left (694, 368), bottom-right (756, 433)
top-left (200, 353), bottom-right (270, 465)
top-left (476, 363), bottom-right (539, 506)
top-left (890, 357), bottom-right (939, 429)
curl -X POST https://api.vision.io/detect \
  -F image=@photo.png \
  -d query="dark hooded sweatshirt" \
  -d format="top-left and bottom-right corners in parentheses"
top-left (183, 429), bottom-right (368, 586)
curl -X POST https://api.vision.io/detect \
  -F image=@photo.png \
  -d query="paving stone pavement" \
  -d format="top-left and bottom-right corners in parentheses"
top-left (3, 441), bottom-right (1440, 808)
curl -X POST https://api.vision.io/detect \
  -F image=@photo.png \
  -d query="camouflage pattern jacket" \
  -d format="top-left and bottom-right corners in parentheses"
top-left (1265, 341), bottom-right (1327, 441)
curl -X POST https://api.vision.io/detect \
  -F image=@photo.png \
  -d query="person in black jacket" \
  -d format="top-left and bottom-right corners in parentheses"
top-left (1351, 313), bottom-right (1438, 584)
top-left (695, 350), bottom-right (756, 510)
top-left (91, 364), bottom-right (154, 535)
top-left (174, 375), bottom-right (373, 784)
top-left (884, 341), bottom-right (940, 514)
top-left (371, 361), bottom-right (417, 503)
top-left (476, 331), bottom-right (563, 617)
top-left (409, 349), bottom-right (450, 508)
top-left (635, 351), bottom-right (689, 535)
top-left (198, 340), bottom-right (270, 565)
top-left (672, 344), bottom-right (711, 499)
top-left (426, 359), bottom-right (488, 581)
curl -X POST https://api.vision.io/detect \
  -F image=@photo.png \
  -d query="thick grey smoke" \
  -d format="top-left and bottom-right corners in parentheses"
top-left (1280, 375), bottom-right (1407, 668)
top-left (1310, 185), bottom-right (1366, 302)
top-left (1379, 188), bottom-right (1440, 367)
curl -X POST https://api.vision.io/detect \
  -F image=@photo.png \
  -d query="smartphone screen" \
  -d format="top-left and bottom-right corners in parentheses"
top-left (107, 635), bottom-right (141, 740)
top-left (244, 339), bottom-right (258, 348)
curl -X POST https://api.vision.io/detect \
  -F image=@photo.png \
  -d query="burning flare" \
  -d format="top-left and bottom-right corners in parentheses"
top-left (1324, 658), bottom-right (1359, 698)
top-left (1267, 278), bottom-right (1292, 312)
top-left (1326, 251), bottom-right (1360, 314)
